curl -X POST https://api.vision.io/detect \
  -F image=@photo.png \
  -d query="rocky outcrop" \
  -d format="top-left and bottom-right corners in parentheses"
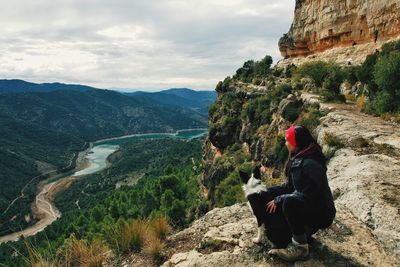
top-left (280, 0), bottom-right (400, 58)
top-left (162, 203), bottom-right (398, 266)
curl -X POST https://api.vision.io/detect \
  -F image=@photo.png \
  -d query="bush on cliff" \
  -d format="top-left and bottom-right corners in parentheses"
top-left (359, 41), bottom-right (400, 115)
top-left (295, 61), bottom-right (345, 102)
top-left (242, 96), bottom-right (272, 126)
top-left (294, 61), bottom-right (332, 87)
top-left (215, 172), bottom-right (244, 207)
top-left (321, 66), bottom-right (346, 102)
top-left (215, 77), bottom-right (232, 93)
top-left (233, 55), bottom-right (273, 82)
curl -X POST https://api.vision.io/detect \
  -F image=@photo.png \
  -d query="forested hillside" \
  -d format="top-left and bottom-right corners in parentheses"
top-left (0, 87), bottom-right (209, 237)
top-left (125, 88), bottom-right (216, 115)
top-left (0, 137), bottom-right (204, 266)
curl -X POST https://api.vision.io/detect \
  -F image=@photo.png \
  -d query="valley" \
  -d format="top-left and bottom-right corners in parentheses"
top-left (0, 129), bottom-right (207, 244)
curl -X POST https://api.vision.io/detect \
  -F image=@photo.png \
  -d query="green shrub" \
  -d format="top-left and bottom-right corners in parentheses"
top-left (233, 55), bottom-right (273, 82)
top-left (343, 65), bottom-right (358, 85)
top-left (373, 51), bottom-right (400, 110)
top-left (208, 102), bottom-right (218, 117)
top-left (297, 107), bottom-right (323, 132)
top-left (242, 96), bottom-right (272, 125)
top-left (368, 90), bottom-right (394, 114)
top-left (215, 172), bottom-right (245, 207)
top-left (323, 67), bottom-right (343, 92)
top-left (295, 61), bottom-right (332, 87)
top-left (216, 77), bottom-right (232, 93)
top-left (272, 83), bottom-right (292, 99)
top-left (285, 64), bottom-right (297, 78)
top-left (380, 40), bottom-right (400, 56)
top-left (273, 135), bottom-right (289, 165)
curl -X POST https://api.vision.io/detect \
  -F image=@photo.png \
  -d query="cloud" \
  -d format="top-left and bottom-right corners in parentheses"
top-left (0, 0), bottom-right (294, 90)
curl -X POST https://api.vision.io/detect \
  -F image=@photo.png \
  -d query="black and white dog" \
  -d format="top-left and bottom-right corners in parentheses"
top-left (239, 166), bottom-right (269, 244)
top-left (239, 166), bottom-right (290, 248)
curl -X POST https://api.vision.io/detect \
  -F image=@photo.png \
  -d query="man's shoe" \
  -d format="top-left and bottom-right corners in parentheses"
top-left (268, 242), bottom-right (309, 261)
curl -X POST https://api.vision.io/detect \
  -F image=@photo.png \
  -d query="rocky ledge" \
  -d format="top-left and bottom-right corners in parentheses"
top-left (162, 203), bottom-right (397, 266)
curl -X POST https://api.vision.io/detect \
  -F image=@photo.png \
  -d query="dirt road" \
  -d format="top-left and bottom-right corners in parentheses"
top-left (0, 148), bottom-right (90, 244)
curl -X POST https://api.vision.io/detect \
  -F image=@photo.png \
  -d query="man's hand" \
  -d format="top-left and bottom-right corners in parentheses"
top-left (266, 200), bottom-right (277, 214)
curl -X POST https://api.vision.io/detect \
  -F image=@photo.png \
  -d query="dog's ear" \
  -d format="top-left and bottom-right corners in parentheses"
top-left (253, 166), bottom-right (261, 180)
top-left (239, 170), bottom-right (250, 184)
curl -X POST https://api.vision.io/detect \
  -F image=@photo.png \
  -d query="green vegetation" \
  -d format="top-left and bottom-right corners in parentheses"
top-left (233, 55), bottom-right (273, 83)
top-left (215, 172), bottom-right (244, 207)
top-left (295, 61), bottom-right (333, 88)
top-left (372, 51), bottom-right (400, 113)
top-left (296, 104), bottom-right (324, 132)
top-left (295, 61), bottom-right (345, 102)
top-left (341, 40), bottom-right (400, 116)
top-left (0, 138), bottom-right (203, 266)
top-left (242, 96), bottom-right (272, 129)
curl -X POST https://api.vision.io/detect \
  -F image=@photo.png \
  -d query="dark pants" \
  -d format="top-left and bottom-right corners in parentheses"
top-left (247, 192), bottom-right (326, 248)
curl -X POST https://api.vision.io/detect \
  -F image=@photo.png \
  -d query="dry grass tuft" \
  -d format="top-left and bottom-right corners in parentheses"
top-left (107, 219), bottom-right (148, 254)
top-left (324, 132), bottom-right (344, 148)
top-left (149, 216), bottom-right (171, 241)
top-left (145, 233), bottom-right (165, 261)
top-left (356, 95), bottom-right (366, 110)
top-left (353, 137), bottom-right (369, 148)
top-left (66, 234), bottom-right (109, 267)
top-left (23, 240), bottom-right (60, 267)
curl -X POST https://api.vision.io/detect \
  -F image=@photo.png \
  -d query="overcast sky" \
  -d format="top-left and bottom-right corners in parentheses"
top-left (0, 0), bottom-right (295, 91)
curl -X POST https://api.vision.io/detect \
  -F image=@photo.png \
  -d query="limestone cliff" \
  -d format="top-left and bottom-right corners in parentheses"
top-left (279, 0), bottom-right (400, 58)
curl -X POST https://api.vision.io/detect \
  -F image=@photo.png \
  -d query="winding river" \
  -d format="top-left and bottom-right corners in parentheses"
top-left (0, 129), bottom-right (207, 244)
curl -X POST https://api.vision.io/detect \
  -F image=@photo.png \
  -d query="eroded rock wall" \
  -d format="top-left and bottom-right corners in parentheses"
top-left (280, 0), bottom-right (400, 58)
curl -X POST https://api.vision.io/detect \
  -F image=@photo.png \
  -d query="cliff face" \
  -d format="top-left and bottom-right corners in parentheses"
top-left (199, 79), bottom-right (317, 209)
top-left (280, 0), bottom-right (400, 58)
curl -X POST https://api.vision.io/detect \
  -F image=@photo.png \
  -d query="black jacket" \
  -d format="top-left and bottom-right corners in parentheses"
top-left (268, 143), bottom-right (336, 226)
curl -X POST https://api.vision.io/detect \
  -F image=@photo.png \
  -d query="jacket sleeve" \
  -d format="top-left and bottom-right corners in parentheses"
top-left (273, 159), bottom-right (325, 205)
top-left (267, 180), bottom-right (294, 199)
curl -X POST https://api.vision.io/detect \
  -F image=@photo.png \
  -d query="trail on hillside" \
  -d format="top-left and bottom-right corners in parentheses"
top-left (0, 149), bottom-right (90, 244)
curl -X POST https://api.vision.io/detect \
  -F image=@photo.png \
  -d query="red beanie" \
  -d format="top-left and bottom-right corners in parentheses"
top-left (285, 126), bottom-right (297, 147)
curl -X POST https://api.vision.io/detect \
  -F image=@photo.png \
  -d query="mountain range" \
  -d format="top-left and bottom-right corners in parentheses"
top-left (125, 88), bottom-right (216, 115)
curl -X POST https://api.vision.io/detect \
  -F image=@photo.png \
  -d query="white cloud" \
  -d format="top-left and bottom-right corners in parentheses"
top-left (0, 0), bottom-right (295, 90)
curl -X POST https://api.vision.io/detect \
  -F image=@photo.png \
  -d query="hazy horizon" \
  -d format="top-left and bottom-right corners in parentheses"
top-left (0, 0), bottom-right (295, 91)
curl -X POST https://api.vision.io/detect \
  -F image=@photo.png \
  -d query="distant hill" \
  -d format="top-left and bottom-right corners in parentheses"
top-left (124, 88), bottom-right (216, 115)
top-left (0, 79), bottom-right (96, 94)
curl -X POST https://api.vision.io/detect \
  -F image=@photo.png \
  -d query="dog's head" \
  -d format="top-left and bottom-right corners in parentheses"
top-left (239, 166), bottom-right (266, 197)
top-left (239, 166), bottom-right (261, 184)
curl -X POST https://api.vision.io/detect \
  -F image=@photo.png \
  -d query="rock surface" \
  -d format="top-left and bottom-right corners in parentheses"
top-left (279, 0), bottom-right (400, 58)
top-left (162, 203), bottom-right (398, 266)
